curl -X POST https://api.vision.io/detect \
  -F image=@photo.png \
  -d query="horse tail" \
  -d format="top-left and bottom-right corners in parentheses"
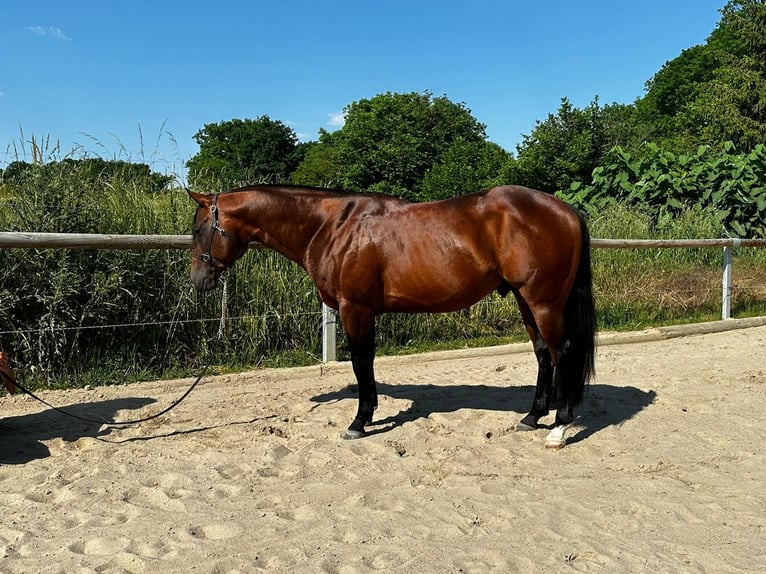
top-left (560, 209), bottom-right (597, 406)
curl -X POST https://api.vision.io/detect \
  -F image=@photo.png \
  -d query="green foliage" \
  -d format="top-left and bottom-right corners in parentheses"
top-left (589, 204), bottom-right (766, 329)
top-left (326, 91), bottom-right (489, 199)
top-left (504, 97), bottom-right (634, 193)
top-left (588, 203), bottom-right (725, 266)
top-left (636, 44), bottom-right (717, 143)
top-left (289, 137), bottom-right (344, 188)
top-left (1, 158), bottom-right (173, 193)
top-left (679, 56), bottom-right (766, 149)
top-left (716, 0), bottom-right (766, 67)
top-left (0, 161), bottom-right (198, 387)
top-left (186, 116), bottom-right (301, 190)
top-left (636, 0), bottom-right (766, 151)
top-left (502, 2), bottom-right (766, 200)
top-left (558, 142), bottom-right (766, 237)
top-left (419, 140), bottom-right (509, 201)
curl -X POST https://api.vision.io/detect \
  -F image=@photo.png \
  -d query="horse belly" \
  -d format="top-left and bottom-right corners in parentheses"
top-left (382, 261), bottom-right (499, 313)
top-left (361, 205), bottom-right (503, 313)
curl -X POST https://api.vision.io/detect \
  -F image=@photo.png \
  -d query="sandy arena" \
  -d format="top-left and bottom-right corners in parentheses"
top-left (2, 319), bottom-right (765, 573)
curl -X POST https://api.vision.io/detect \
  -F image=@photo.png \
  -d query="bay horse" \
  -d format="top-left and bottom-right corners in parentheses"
top-left (188, 184), bottom-right (596, 448)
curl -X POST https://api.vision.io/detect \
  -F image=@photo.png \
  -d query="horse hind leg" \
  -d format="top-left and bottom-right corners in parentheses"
top-left (545, 366), bottom-right (574, 450)
top-left (514, 293), bottom-right (555, 431)
top-left (514, 292), bottom-right (576, 448)
top-left (540, 288), bottom-right (596, 449)
top-left (541, 322), bottom-right (588, 449)
top-left (517, 335), bottom-right (554, 431)
top-left (543, 308), bottom-right (597, 449)
top-left (543, 348), bottom-right (577, 450)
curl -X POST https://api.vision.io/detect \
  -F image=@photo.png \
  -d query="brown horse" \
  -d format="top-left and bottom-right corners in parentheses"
top-left (188, 185), bottom-right (596, 448)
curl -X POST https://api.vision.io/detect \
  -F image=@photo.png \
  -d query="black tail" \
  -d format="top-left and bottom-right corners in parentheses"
top-left (560, 210), bottom-right (597, 406)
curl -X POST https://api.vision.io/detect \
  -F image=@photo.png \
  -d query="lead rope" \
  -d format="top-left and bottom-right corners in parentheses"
top-left (4, 368), bottom-right (208, 427)
top-left (3, 287), bottom-right (218, 427)
top-left (218, 275), bottom-right (229, 340)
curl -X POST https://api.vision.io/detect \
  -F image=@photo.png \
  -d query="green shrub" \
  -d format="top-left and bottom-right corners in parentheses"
top-left (559, 142), bottom-right (766, 238)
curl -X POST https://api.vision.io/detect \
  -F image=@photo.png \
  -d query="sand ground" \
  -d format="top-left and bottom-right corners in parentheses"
top-left (1, 320), bottom-right (765, 573)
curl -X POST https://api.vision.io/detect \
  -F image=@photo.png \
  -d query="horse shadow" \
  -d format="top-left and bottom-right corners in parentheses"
top-left (311, 380), bottom-right (656, 442)
top-left (0, 397), bottom-right (155, 465)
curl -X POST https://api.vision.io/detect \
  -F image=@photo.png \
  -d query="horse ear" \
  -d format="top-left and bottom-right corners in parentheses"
top-left (187, 189), bottom-right (211, 207)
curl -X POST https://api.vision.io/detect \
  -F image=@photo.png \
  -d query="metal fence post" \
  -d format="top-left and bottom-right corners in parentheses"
top-left (721, 245), bottom-right (733, 320)
top-left (322, 303), bottom-right (337, 362)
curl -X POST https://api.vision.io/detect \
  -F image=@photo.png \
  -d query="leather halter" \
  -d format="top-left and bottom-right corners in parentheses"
top-left (195, 194), bottom-right (245, 270)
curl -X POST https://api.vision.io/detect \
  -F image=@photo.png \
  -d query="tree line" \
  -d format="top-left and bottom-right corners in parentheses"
top-left (182, 1), bottom-right (764, 236)
top-left (2, 0), bottom-right (763, 237)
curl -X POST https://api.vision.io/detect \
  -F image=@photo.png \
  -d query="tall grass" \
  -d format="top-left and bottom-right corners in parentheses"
top-left (1, 161), bottom-right (764, 389)
top-left (589, 204), bottom-right (766, 329)
top-left (1, 161), bottom-right (197, 387)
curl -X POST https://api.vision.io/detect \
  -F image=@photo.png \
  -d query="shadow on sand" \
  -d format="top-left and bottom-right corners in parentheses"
top-left (0, 397), bottom-right (155, 464)
top-left (311, 381), bottom-right (656, 442)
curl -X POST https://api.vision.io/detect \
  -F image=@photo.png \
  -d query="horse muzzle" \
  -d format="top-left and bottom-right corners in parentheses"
top-left (190, 264), bottom-right (221, 291)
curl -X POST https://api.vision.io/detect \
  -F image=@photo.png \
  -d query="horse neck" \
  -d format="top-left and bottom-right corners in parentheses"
top-left (230, 187), bottom-right (322, 265)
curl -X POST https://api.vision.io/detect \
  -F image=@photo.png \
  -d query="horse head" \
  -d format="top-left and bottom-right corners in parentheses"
top-left (188, 190), bottom-right (248, 291)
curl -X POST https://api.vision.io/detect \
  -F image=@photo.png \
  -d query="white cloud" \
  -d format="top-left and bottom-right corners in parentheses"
top-left (327, 111), bottom-right (345, 128)
top-left (27, 26), bottom-right (71, 41)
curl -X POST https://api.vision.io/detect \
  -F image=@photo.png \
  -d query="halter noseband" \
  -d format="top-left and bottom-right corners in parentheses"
top-left (195, 194), bottom-right (244, 269)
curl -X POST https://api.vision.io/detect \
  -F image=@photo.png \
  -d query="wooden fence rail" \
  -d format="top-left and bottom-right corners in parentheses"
top-left (0, 232), bottom-right (193, 250)
top-left (592, 238), bottom-right (766, 249)
top-left (1, 232), bottom-right (765, 361)
top-left (2, 232), bottom-right (765, 251)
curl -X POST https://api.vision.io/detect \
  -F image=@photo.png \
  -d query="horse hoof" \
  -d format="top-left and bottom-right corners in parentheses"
top-left (544, 438), bottom-right (567, 450)
top-left (516, 422), bottom-right (537, 432)
top-left (544, 424), bottom-right (571, 449)
top-left (343, 429), bottom-right (365, 440)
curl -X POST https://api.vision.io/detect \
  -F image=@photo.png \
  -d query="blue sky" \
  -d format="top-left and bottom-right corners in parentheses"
top-left (1, 1), bottom-right (724, 181)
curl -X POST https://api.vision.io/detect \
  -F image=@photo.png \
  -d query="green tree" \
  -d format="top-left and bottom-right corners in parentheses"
top-left (289, 132), bottom-right (344, 187)
top-left (331, 91), bottom-right (488, 199)
top-left (685, 0), bottom-right (766, 148)
top-left (635, 0), bottom-right (766, 151)
top-left (714, 0), bottom-right (766, 67)
top-left (419, 140), bottom-right (509, 201)
top-left (504, 97), bottom-right (629, 193)
top-left (680, 60), bottom-right (766, 148)
top-left (635, 44), bottom-right (718, 147)
top-left (186, 116), bottom-right (301, 189)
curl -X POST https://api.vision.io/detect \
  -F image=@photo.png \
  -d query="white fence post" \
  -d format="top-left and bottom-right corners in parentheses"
top-left (322, 303), bottom-right (337, 362)
top-left (721, 245), bottom-right (733, 320)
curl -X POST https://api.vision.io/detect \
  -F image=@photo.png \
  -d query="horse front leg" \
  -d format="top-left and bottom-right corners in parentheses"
top-left (339, 304), bottom-right (378, 440)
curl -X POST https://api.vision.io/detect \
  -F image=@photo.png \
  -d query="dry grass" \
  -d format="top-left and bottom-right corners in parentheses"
top-left (593, 258), bottom-right (766, 329)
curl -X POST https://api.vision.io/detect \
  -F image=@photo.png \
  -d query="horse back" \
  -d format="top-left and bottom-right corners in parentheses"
top-left (313, 185), bottom-right (582, 313)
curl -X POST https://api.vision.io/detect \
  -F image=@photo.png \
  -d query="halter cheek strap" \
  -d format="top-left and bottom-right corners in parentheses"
top-left (196, 194), bottom-right (245, 269)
